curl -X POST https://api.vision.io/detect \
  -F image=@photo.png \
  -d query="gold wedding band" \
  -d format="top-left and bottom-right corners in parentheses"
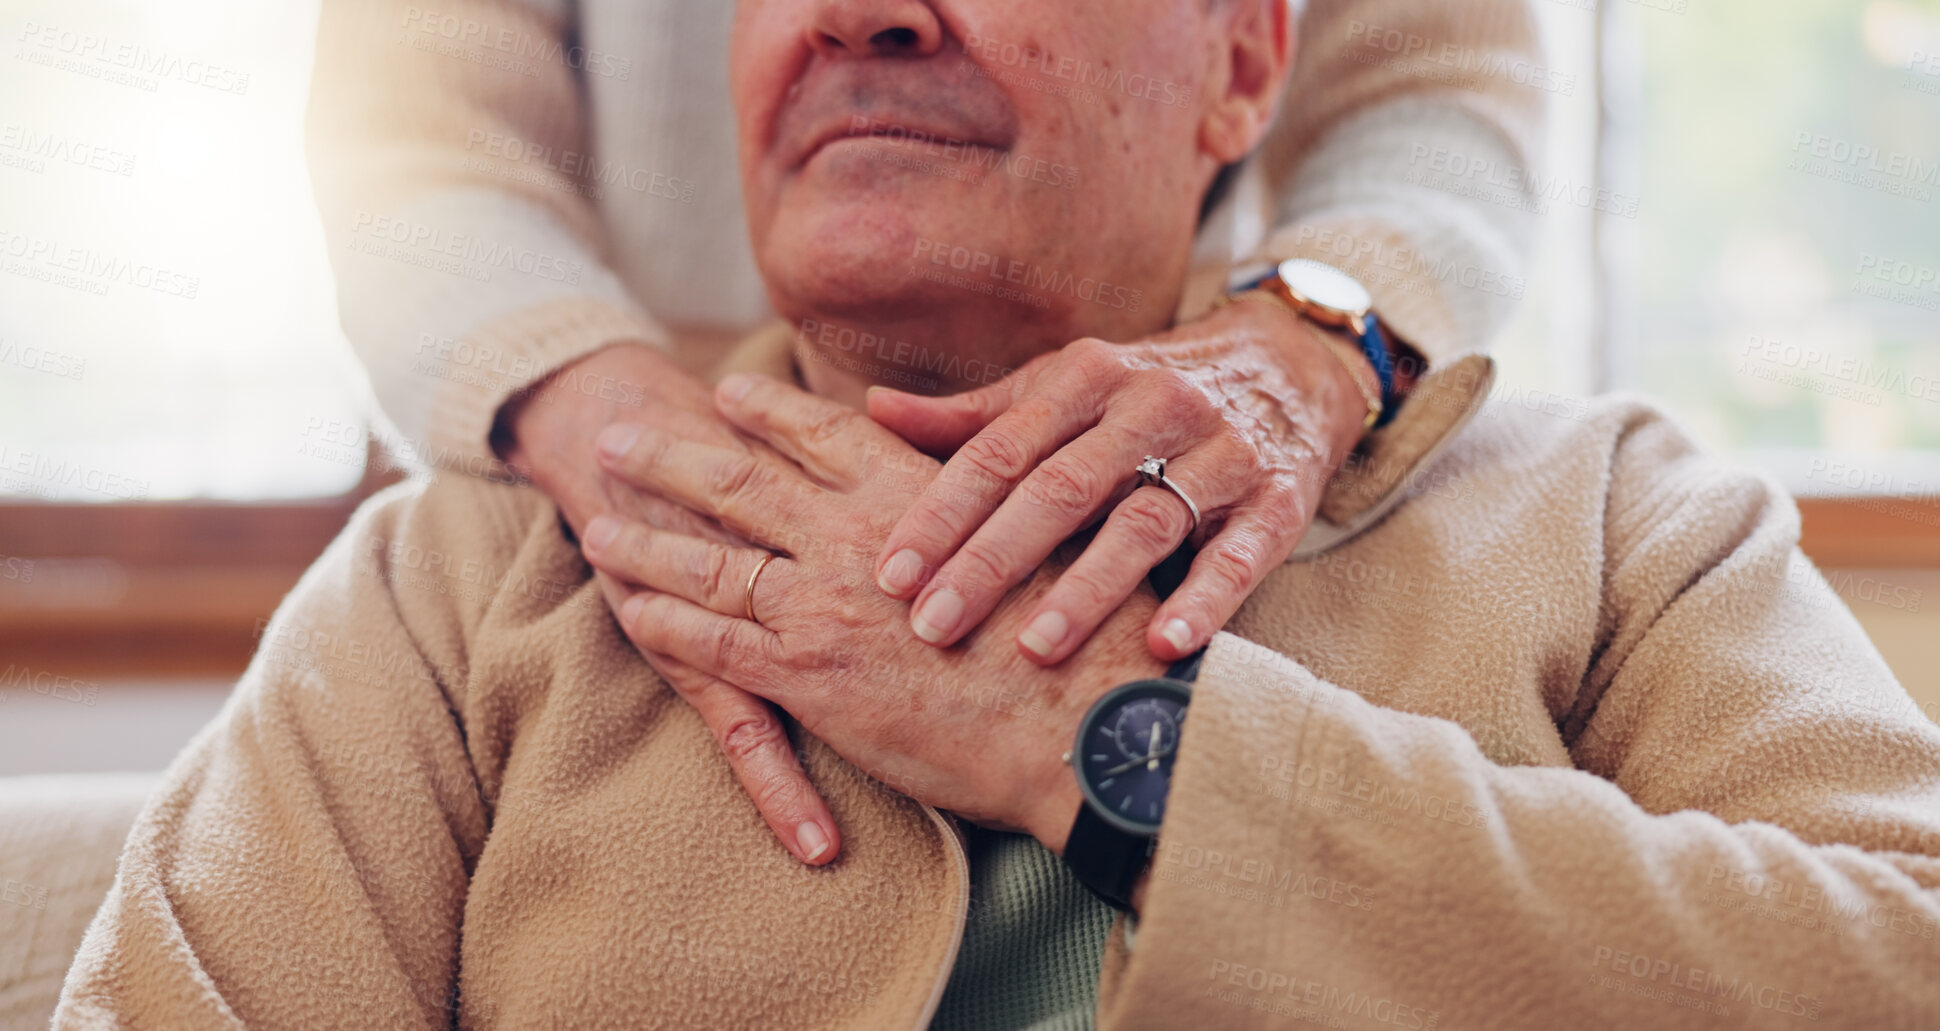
top-left (745, 552), bottom-right (778, 626)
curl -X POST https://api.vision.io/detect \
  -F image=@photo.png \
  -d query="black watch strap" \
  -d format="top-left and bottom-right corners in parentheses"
top-left (1063, 649), bottom-right (1205, 911)
top-left (1165, 649), bottom-right (1205, 684)
top-left (1064, 807), bottom-right (1152, 911)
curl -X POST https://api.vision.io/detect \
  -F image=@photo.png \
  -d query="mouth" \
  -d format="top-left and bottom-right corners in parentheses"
top-left (795, 116), bottom-right (1009, 171)
top-left (776, 62), bottom-right (1020, 174)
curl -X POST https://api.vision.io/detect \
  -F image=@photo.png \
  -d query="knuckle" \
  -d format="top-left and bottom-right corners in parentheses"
top-left (1064, 340), bottom-right (1128, 398)
top-left (890, 501), bottom-right (961, 559)
top-left (799, 406), bottom-right (858, 447)
top-left (625, 426), bottom-right (673, 474)
top-left (709, 625), bottom-right (745, 672)
top-left (949, 539), bottom-right (1015, 594)
top-left (780, 637), bottom-right (836, 680)
top-left (1201, 543), bottom-right (1260, 596)
top-left (611, 523), bottom-right (650, 571)
top-left (1259, 482), bottom-right (1308, 529)
top-left (706, 454), bottom-right (771, 508)
top-left (1146, 367), bottom-right (1203, 410)
top-left (697, 543), bottom-right (736, 605)
top-left (1116, 493), bottom-right (1189, 556)
top-left (1066, 336), bottom-right (1116, 366)
top-left (718, 711), bottom-right (789, 763)
top-left (1021, 458), bottom-right (1104, 520)
top-left (713, 628), bottom-right (785, 676)
top-left (1055, 568), bottom-right (1118, 616)
top-left (1009, 395), bottom-right (1063, 424)
top-left (957, 428), bottom-right (1032, 487)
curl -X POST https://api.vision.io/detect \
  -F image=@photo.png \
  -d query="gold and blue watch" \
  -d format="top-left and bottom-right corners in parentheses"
top-left (1232, 258), bottom-right (1400, 429)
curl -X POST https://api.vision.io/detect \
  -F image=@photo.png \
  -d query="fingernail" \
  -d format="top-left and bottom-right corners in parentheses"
top-left (596, 423), bottom-right (640, 460)
top-left (619, 594), bottom-right (645, 628)
top-left (583, 515), bottom-right (621, 551)
top-left (1161, 618), bottom-right (1194, 654)
top-left (877, 549), bottom-right (925, 595)
top-left (796, 821), bottom-right (830, 862)
top-left (719, 373), bottom-right (757, 404)
top-left (911, 588), bottom-right (964, 644)
top-left (1019, 610), bottom-right (1070, 658)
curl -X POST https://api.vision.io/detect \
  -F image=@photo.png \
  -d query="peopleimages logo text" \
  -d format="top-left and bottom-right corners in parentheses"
top-left (1790, 132), bottom-right (1940, 185)
top-left (959, 34), bottom-right (1192, 106)
top-left (399, 6), bottom-right (631, 80)
top-left (15, 21), bottom-right (250, 94)
top-left (911, 237), bottom-right (1142, 312)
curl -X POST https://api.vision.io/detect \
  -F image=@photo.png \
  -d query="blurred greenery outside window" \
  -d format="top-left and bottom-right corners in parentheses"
top-left (1617, 0), bottom-right (1940, 489)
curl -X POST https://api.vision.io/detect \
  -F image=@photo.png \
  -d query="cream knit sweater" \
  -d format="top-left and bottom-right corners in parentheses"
top-left (305, 0), bottom-right (1547, 471)
top-left (56, 334), bottom-right (1940, 1030)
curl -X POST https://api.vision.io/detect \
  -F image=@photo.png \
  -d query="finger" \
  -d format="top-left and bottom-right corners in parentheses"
top-left (864, 381), bottom-right (1013, 457)
top-left (594, 569), bottom-right (840, 863)
top-left (595, 425), bottom-right (817, 548)
top-left (617, 590), bottom-right (788, 702)
top-left (1015, 481), bottom-right (1202, 666)
top-left (583, 517), bottom-right (794, 622)
top-left (646, 650), bottom-right (842, 866)
top-left (715, 373), bottom-right (904, 488)
top-left (590, 478), bottom-right (746, 547)
top-left (872, 395), bottom-right (1090, 603)
top-left (1145, 504), bottom-right (1301, 661)
top-left (904, 426), bottom-right (1143, 648)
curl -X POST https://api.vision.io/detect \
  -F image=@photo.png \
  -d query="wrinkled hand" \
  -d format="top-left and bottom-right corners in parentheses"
top-left (502, 343), bottom-right (841, 865)
top-left (583, 374), bottom-right (1165, 858)
top-left (502, 343), bottom-right (743, 542)
top-left (865, 297), bottom-right (1374, 666)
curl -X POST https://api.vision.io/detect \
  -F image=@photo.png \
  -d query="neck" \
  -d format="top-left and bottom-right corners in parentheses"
top-left (787, 313), bottom-right (1045, 407)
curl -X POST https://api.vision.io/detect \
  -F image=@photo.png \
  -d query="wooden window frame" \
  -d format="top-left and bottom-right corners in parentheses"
top-left (0, 465), bottom-right (399, 678)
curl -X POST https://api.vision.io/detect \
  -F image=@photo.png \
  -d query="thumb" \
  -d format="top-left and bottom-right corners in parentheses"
top-left (866, 382), bottom-right (1013, 457)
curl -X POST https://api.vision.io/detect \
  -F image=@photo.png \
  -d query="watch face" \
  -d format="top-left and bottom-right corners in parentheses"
top-left (1074, 680), bottom-right (1191, 835)
top-left (1277, 258), bottom-right (1371, 317)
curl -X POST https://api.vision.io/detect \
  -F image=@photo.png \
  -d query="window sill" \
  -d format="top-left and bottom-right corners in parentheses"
top-left (1, 486), bottom-right (1931, 680)
top-left (1798, 497), bottom-right (1940, 569)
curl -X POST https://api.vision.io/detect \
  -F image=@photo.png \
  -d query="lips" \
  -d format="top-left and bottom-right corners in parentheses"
top-left (803, 118), bottom-right (999, 165)
top-left (776, 59), bottom-right (1019, 172)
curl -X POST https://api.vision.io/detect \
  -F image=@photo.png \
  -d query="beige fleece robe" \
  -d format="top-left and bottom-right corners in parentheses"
top-left (54, 332), bottom-right (1940, 1030)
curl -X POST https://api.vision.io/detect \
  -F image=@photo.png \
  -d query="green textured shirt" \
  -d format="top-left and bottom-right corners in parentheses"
top-left (928, 825), bottom-right (1116, 1031)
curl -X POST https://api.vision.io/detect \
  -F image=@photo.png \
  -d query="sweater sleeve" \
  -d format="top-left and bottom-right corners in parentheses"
top-left (52, 484), bottom-right (492, 1029)
top-left (1249, 0), bottom-right (1549, 364)
top-left (306, 0), bottom-right (667, 473)
top-left (1099, 417), bottom-right (1940, 1029)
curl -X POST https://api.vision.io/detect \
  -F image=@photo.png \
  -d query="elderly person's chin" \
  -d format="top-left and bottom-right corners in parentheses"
top-left (759, 195), bottom-right (1074, 363)
top-left (757, 203), bottom-right (938, 319)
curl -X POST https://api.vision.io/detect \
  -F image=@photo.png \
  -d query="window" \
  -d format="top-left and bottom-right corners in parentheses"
top-left (1488, 0), bottom-right (1940, 574)
top-left (1612, 0), bottom-right (1940, 495)
top-left (1, 0), bottom-right (365, 502)
top-left (1, 0), bottom-right (379, 679)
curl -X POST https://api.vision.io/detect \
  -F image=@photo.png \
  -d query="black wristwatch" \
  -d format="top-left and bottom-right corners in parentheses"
top-left (1060, 649), bottom-right (1203, 911)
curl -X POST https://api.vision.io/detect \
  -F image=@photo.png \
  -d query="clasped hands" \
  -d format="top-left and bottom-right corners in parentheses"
top-left (514, 298), bottom-right (1371, 864)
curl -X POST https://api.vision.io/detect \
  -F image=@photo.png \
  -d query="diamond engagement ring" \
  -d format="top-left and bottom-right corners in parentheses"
top-left (1134, 455), bottom-right (1201, 536)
